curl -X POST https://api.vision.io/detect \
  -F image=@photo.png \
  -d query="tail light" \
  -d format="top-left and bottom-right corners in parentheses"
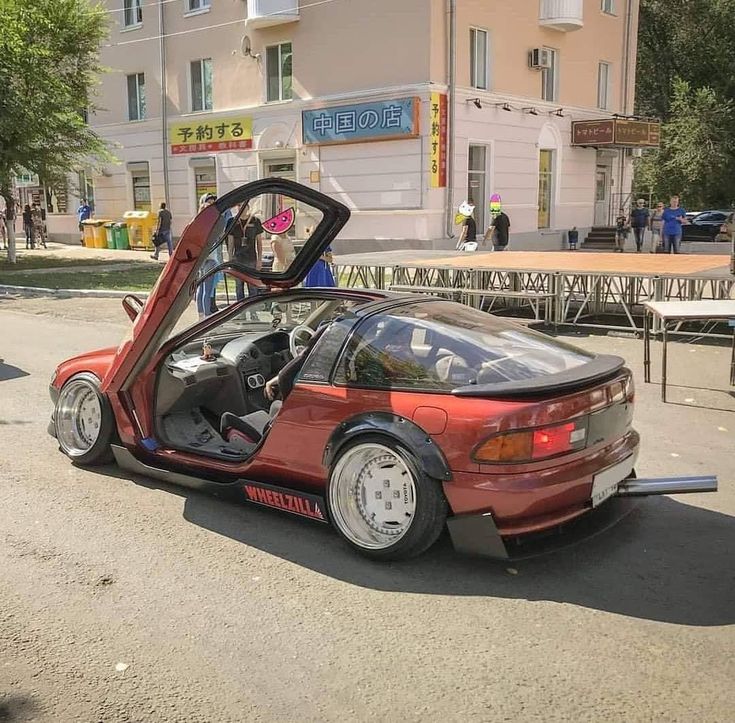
top-left (473, 418), bottom-right (588, 464)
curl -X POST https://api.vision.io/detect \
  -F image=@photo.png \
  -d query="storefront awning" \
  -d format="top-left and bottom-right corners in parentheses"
top-left (571, 119), bottom-right (661, 148)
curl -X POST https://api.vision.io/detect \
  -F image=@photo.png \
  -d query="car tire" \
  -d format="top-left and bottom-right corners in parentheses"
top-left (54, 372), bottom-right (115, 466)
top-left (327, 435), bottom-right (448, 561)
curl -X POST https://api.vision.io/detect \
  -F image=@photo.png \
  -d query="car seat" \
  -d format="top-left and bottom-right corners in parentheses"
top-left (220, 401), bottom-right (282, 444)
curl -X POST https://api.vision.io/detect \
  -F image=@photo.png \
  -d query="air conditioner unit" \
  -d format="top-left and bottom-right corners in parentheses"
top-left (529, 48), bottom-right (552, 70)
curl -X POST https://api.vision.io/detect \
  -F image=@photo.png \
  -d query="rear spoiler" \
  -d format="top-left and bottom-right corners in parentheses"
top-left (452, 354), bottom-right (626, 400)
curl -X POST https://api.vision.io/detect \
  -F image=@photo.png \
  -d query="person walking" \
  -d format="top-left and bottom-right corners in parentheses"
top-left (455, 201), bottom-right (477, 251)
top-left (22, 204), bottom-right (33, 249)
top-left (77, 198), bottom-right (92, 245)
top-left (485, 208), bottom-right (511, 251)
top-left (150, 202), bottom-right (173, 260)
top-left (630, 199), bottom-right (650, 253)
top-left (0, 207), bottom-right (7, 250)
top-left (661, 194), bottom-right (688, 254)
top-left (649, 201), bottom-right (664, 253)
top-left (271, 233), bottom-right (295, 273)
top-left (614, 208), bottom-right (629, 252)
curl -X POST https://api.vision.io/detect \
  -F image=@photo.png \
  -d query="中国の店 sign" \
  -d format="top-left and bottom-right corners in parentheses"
top-left (169, 115), bottom-right (253, 155)
top-left (302, 98), bottom-right (420, 145)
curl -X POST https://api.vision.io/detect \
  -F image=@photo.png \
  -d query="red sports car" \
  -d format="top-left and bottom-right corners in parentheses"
top-left (48, 179), bottom-right (716, 560)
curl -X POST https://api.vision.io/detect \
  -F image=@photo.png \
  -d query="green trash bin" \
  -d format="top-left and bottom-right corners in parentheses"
top-left (104, 222), bottom-right (115, 249)
top-left (112, 223), bottom-right (130, 251)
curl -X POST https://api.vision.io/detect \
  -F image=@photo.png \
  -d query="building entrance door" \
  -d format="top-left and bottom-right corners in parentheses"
top-left (467, 145), bottom-right (487, 234)
top-left (263, 158), bottom-right (298, 236)
top-left (594, 163), bottom-right (611, 226)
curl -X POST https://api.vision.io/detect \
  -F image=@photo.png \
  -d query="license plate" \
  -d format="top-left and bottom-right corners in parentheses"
top-left (591, 456), bottom-right (635, 508)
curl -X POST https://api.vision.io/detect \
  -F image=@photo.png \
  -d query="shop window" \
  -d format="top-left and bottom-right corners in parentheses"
top-left (131, 164), bottom-right (151, 211)
top-left (77, 171), bottom-right (95, 212)
top-left (123, 0), bottom-right (142, 27)
top-left (266, 43), bottom-right (293, 102)
top-left (470, 28), bottom-right (489, 90)
top-left (194, 161), bottom-right (217, 207)
top-left (191, 59), bottom-right (213, 112)
top-left (127, 73), bottom-right (146, 121)
top-left (538, 150), bottom-right (553, 229)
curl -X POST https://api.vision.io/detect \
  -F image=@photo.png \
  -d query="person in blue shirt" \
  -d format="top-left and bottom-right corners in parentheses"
top-left (77, 198), bottom-right (92, 245)
top-left (661, 195), bottom-right (687, 254)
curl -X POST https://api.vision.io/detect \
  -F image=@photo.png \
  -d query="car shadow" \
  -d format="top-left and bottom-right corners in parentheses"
top-left (0, 694), bottom-right (39, 722)
top-left (96, 465), bottom-right (735, 628)
top-left (0, 361), bottom-right (29, 382)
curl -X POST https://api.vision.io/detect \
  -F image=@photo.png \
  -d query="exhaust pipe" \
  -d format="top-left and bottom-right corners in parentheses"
top-left (617, 475), bottom-right (718, 497)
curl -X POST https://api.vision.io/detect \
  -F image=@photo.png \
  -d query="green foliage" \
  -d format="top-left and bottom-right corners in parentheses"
top-left (0, 0), bottom-right (111, 199)
top-left (635, 0), bottom-right (735, 207)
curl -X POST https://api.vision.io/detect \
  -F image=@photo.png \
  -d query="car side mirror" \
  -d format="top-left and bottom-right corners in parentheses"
top-left (122, 294), bottom-right (144, 322)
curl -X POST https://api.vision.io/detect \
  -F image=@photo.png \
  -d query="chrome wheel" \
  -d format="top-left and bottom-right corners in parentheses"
top-left (329, 443), bottom-right (417, 550)
top-left (55, 379), bottom-right (103, 457)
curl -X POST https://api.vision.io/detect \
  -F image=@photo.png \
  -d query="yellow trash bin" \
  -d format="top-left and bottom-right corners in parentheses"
top-left (81, 220), bottom-right (97, 248)
top-left (123, 210), bottom-right (156, 250)
top-left (92, 219), bottom-right (113, 249)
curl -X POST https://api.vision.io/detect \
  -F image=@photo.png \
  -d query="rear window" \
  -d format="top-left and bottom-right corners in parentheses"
top-left (334, 300), bottom-right (594, 391)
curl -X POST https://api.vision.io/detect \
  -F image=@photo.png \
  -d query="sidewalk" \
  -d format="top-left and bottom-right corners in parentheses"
top-left (3, 240), bottom-right (164, 265)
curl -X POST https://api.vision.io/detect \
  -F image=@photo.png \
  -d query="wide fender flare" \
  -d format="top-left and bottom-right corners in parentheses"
top-left (323, 412), bottom-right (452, 482)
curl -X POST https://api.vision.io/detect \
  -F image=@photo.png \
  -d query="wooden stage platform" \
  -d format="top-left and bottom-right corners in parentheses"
top-left (334, 249), bottom-right (735, 334)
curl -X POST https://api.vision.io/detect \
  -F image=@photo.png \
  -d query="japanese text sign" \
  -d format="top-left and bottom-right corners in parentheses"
top-left (170, 115), bottom-right (253, 155)
top-left (572, 119), bottom-right (661, 148)
top-left (302, 97), bottom-right (419, 146)
top-left (429, 92), bottom-right (447, 188)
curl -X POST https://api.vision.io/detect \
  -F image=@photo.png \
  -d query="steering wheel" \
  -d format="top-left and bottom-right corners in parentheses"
top-left (289, 324), bottom-right (316, 357)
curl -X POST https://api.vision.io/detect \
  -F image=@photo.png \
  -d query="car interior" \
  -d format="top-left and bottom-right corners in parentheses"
top-left (153, 295), bottom-right (362, 461)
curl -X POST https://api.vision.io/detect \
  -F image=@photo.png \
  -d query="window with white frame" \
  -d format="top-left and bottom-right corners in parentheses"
top-left (266, 43), bottom-right (293, 102)
top-left (126, 73), bottom-right (146, 121)
top-left (470, 28), bottom-right (489, 90)
top-left (597, 62), bottom-right (611, 109)
top-left (187, 0), bottom-right (211, 11)
top-left (601, 0), bottom-right (615, 14)
top-left (123, 0), bottom-right (142, 27)
top-left (190, 59), bottom-right (213, 112)
top-left (541, 48), bottom-right (558, 102)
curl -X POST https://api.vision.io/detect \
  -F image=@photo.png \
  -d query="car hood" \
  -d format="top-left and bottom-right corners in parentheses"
top-left (52, 346), bottom-right (118, 389)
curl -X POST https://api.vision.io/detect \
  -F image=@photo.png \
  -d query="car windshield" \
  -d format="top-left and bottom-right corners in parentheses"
top-left (334, 300), bottom-right (595, 391)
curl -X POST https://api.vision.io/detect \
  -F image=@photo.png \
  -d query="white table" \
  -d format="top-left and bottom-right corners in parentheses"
top-left (643, 300), bottom-right (735, 402)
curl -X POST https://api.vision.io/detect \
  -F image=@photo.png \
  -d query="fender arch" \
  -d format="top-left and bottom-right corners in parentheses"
top-left (323, 412), bottom-right (452, 482)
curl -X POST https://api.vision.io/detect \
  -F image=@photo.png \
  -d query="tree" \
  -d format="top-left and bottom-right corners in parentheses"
top-left (634, 79), bottom-right (735, 208)
top-left (0, 0), bottom-right (111, 262)
top-left (635, 0), bottom-right (735, 206)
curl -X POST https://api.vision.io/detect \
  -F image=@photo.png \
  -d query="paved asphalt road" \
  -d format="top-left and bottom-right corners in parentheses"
top-left (1, 297), bottom-right (733, 722)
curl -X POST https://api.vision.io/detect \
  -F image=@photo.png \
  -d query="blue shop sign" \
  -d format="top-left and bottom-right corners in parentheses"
top-left (302, 97), bottom-right (420, 146)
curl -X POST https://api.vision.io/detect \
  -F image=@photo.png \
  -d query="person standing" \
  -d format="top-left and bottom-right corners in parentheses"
top-left (77, 198), bottom-right (92, 245)
top-left (485, 209), bottom-right (511, 251)
top-left (614, 208), bottom-right (629, 252)
top-left (228, 202), bottom-right (264, 302)
top-left (304, 246), bottom-right (336, 287)
top-left (0, 207), bottom-right (7, 250)
top-left (455, 204), bottom-right (477, 251)
top-left (31, 203), bottom-right (47, 248)
top-left (567, 226), bottom-right (579, 251)
top-left (661, 195), bottom-right (687, 253)
top-left (150, 202), bottom-right (173, 260)
top-left (271, 233), bottom-right (295, 273)
top-left (22, 204), bottom-right (33, 249)
top-left (649, 201), bottom-right (664, 253)
top-left (630, 199), bottom-right (650, 253)
top-left (195, 194), bottom-right (224, 321)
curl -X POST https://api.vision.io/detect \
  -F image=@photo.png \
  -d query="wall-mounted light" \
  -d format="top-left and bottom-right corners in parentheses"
top-left (467, 97), bottom-right (482, 109)
top-left (495, 102), bottom-right (512, 112)
top-left (522, 107), bottom-right (539, 116)
top-left (549, 108), bottom-right (565, 118)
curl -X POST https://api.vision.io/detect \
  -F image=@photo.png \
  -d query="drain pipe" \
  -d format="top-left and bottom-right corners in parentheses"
top-left (159, 0), bottom-right (170, 204)
top-left (618, 0), bottom-right (635, 211)
top-left (445, 0), bottom-right (456, 240)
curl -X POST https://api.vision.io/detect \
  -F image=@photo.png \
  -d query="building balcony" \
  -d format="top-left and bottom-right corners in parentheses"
top-left (539, 0), bottom-right (584, 32)
top-left (246, 0), bottom-right (299, 29)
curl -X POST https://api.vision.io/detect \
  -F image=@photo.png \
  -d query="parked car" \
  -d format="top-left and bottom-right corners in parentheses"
top-left (47, 179), bottom-right (717, 561)
top-left (681, 210), bottom-right (732, 242)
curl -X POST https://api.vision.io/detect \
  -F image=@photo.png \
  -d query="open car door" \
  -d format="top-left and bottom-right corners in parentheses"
top-left (100, 178), bottom-right (350, 449)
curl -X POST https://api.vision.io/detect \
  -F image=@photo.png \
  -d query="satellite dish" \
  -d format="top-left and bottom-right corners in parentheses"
top-left (240, 35), bottom-right (259, 59)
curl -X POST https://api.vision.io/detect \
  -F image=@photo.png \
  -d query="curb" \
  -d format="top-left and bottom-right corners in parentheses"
top-left (0, 284), bottom-right (151, 299)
